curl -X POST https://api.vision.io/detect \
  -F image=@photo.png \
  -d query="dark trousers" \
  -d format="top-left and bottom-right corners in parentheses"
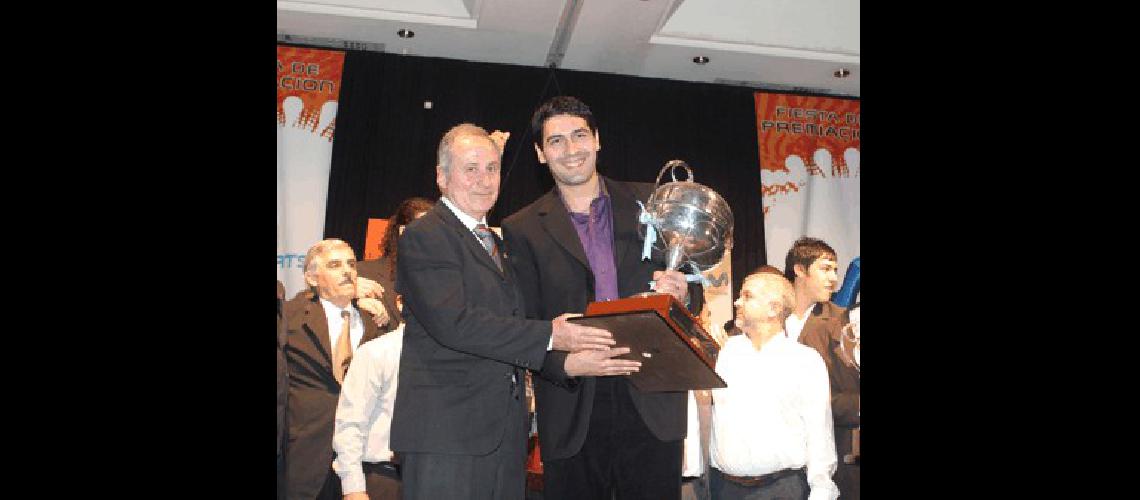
top-left (363, 462), bottom-right (402, 500)
top-left (276, 454), bottom-right (286, 500)
top-left (708, 468), bottom-right (807, 500)
top-left (400, 392), bottom-right (529, 500)
top-left (835, 462), bottom-right (858, 500)
top-left (315, 468), bottom-right (343, 500)
top-left (542, 377), bottom-right (683, 500)
top-left (835, 425), bottom-right (859, 500)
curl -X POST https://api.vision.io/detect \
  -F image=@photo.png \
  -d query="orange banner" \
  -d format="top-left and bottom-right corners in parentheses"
top-left (277, 46), bottom-right (345, 138)
top-left (363, 219), bottom-right (391, 261)
top-left (755, 91), bottom-right (860, 290)
top-left (754, 92), bottom-right (860, 176)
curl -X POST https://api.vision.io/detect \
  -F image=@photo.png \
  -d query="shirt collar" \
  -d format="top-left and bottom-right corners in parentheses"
top-left (440, 195), bottom-right (487, 232)
top-left (556, 177), bottom-right (610, 215)
top-left (318, 297), bottom-right (355, 320)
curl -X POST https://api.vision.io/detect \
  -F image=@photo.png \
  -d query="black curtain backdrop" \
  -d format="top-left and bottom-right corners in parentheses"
top-left (323, 49), bottom-right (766, 299)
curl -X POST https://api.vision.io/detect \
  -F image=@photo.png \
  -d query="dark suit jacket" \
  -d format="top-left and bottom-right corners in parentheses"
top-left (277, 281), bottom-right (287, 458)
top-left (389, 202), bottom-right (552, 456)
top-left (501, 176), bottom-right (704, 461)
top-left (283, 293), bottom-right (383, 500)
top-left (355, 255), bottom-right (401, 333)
top-left (798, 301), bottom-right (859, 456)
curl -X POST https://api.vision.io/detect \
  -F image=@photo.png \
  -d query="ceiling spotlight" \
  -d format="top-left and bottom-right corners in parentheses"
top-left (833, 68), bottom-right (850, 78)
top-left (692, 56), bottom-right (710, 65)
top-left (397, 28), bottom-right (415, 39)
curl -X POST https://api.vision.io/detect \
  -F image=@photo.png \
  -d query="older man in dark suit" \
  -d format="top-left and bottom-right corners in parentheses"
top-left (390, 123), bottom-right (635, 500)
top-left (283, 239), bottom-right (386, 500)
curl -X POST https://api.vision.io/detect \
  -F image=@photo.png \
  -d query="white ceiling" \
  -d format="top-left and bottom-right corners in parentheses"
top-left (277, 0), bottom-right (859, 97)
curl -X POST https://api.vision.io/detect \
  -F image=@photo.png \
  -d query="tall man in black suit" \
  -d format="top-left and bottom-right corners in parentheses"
top-left (390, 123), bottom-right (636, 500)
top-left (501, 96), bottom-right (704, 500)
top-left (283, 239), bottom-right (386, 500)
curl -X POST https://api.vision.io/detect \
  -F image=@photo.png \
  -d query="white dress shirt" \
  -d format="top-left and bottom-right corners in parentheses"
top-left (709, 334), bottom-right (838, 500)
top-left (319, 297), bottom-right (365, 351)
top-left (441, 195), bottom-right (489, 239)
top-left (784, 303), bottom-right (816, 342)
top-left (332, 325), bottom-right (404, 494)
top-left (682, 389), bottom-right (714, 478)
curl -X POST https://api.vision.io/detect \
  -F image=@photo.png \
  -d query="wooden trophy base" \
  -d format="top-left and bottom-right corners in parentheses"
top-left (568, 294), bottom-right (725, 392)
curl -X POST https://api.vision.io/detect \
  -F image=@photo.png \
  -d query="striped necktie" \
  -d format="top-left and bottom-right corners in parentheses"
top-left (473, 224), bottom-right (502, 271)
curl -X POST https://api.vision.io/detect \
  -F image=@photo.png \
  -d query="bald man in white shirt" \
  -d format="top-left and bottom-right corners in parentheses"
top-left (708, 272), bottom-right (837, 500)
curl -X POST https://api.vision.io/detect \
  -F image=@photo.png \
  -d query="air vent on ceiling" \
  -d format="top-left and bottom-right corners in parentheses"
top-left (714, 79), bottom-right (854, 97)
top-left (277, 34), bottom-right (385, 53)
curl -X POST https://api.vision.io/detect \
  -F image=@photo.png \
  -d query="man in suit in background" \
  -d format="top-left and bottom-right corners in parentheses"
top-left (283, 239), bottom-right (385, 500)
top-left (278, 280), bottom-right (288, 500)
top-left (390, 123), bottom-right (635, 500)
top-left (502, 95), bottom-right (703, 500)
top-left (784, 236), bottom-right (859, 500)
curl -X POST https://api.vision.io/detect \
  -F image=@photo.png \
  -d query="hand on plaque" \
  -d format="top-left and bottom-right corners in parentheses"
top-left (564, 347), bottom-right (641, 377)
top-left (551, 313), bottom-right (615, 352)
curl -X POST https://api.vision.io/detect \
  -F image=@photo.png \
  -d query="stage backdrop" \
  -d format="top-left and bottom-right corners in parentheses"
top-left (320, 49), bottom-right (767, 310)
top-left (756, 91), bottom-right (860, 283)
top-left (277, 46), bottom-right (345, 298)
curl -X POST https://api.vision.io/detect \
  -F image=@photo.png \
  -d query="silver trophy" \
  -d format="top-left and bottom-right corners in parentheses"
top-left (568, 160), bottom-right (734, 391)
top-left (639, 160), bottom-right (734, 284)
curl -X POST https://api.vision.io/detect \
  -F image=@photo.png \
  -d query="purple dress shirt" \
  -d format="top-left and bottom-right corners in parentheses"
top-left (563, 190), bottom-right (620, 302)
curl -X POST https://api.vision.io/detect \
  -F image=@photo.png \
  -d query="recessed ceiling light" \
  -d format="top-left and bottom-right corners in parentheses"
top-left (692, 56), bottom-right (710, 65)
top-left (397, 28), bottom-right (415, 39)
top-left (833, 68), bottom-right (850, 78)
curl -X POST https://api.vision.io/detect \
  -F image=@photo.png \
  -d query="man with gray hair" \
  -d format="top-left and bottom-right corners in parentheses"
top-left (708, 271), bottom-right (837, 500)
top-left (283, 238), bottom-right (388, 500)
top-left (390, 123), bottom-right (633, 500)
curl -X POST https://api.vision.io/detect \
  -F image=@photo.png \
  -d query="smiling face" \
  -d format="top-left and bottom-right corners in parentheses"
top-left (437, 134), bottom-right (501, 220)
top-left (535, 114), bottom-right (600, 188)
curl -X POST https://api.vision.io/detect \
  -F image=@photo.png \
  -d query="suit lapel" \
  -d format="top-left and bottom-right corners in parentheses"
top-left (606, 177), bottom-right (644, 273)
top-left (432, 202), bottom-right (505, 277)
top-left (302, 296), bottom-right (333, 371)
top-left (536, 189), bottom-right (591, 271)
top-left (810, 302), bottom-right (857, 369)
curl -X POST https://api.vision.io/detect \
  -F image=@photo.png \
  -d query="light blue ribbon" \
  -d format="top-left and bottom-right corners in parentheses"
top-left (637, 201), bottom-right (655, 261)
top-left (638, 201), bottom-right (713, 288)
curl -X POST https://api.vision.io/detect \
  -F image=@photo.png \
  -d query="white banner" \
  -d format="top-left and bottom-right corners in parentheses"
top-left (755, 92), bottom-right (860, 284)
top-left (276, 46), bottom-right (346, 298)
